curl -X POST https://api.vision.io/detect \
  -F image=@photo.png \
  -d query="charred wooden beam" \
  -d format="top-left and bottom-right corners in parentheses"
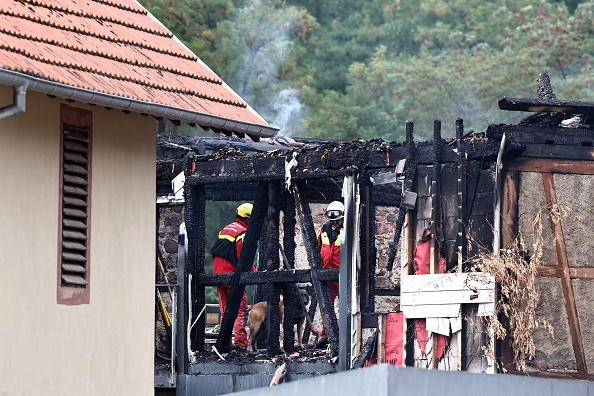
top-left (387, 121), bottom-right (417, 271)
top-left (431, 120), bottom-right (442, 274)
top-left (177, 139), bottom-right (503, 192)
top-left (373, 287), bottom-right (401, 296)
top-left (266, 181), bottom-right (283, 356)
top-left (157, 134), bottom-right (327, 156)
top-left (204, 183), bottom-right (259, 201)
top-left (156, 159), bottom-right (184, 181)
top-left (294, 183), bottom-right (339, 355)
top-left (255, 211), bottom-right (269, 350)
top-left (184, 184), bottom-right (207, 353)
top-left (520, 143), bottom-right (594, 161)
top-left (360, 181), bottom-right (374, 312)
top-left (283, 191), bottom-right (297, 272)
top-left (215, 182), bottom-right (269, 353)
top-left (499, 97), bottom-right (594, 115)
top-left (352, 330), bottom-right (377, 369)
top-left (197, 268), bottom-right (340, 286)
top-left (426, 123), bottom-right (449, 370)
top-left (302, 287), bottom-right (317, 344)
top-left (291, 168), bottom-right (357, 181)
top-left (187, 157), bottom-right (286, 184)
top-left (282, 190), bottom-right (299, 353)
top-left (456, 119), bottom-right (467, 272)
top-left (492, 124), bottom-right (594, 147)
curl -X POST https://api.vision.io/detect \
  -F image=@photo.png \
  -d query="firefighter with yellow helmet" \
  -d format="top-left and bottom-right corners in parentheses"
top-left (210, 202), bottom-right (254, 350)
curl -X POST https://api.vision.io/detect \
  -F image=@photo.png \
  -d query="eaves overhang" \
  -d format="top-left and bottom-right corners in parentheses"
top-left (0, 69), bottom-right (279, 139)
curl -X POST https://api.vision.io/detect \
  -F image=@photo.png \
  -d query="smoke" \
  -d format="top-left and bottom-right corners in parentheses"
top-left (270, 88), bottom-right (304, 136)
top-left (226, 0), bottom-right (309, 137)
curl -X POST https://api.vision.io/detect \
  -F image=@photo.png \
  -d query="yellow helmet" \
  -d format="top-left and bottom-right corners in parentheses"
top-left (236, 203), bottom-right (253, 219)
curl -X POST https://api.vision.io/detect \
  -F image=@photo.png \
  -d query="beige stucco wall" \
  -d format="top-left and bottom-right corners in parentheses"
top-left (0, 86), bottom-right (156, 395)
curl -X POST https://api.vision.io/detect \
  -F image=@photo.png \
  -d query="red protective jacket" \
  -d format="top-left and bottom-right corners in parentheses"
top-left (211, 218), bottom-right (249, 274)
top-left (317, 223), bottom-right (341, 269)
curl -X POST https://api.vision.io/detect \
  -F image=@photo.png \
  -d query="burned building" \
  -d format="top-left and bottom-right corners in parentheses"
top-left (155, 81), bottom-right (594, 394)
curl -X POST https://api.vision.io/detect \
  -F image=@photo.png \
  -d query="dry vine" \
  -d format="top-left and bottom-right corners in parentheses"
top-left (471, 204), bottom-right (576, 372)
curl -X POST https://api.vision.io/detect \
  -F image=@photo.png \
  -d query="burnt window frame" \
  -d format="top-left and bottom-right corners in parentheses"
top-left (57, 104), bottom-right (92, 305)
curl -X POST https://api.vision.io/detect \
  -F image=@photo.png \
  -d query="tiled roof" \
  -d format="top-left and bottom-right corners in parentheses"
top-left (0, 0), bottom-right (277, 139)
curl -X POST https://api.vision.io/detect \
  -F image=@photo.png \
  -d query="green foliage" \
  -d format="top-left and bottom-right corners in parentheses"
top-left (142, 0), bottom-right (594, 141)
top-left (142, 0), bottom-right (241, 70)
top-left (302, 0), bottom-right (594, 141)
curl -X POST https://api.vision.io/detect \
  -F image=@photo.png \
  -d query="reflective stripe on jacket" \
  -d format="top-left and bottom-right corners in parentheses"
top-left (317, 223), bottom-right (340, 269)
top-left (211, 219), bottom-right (248, 274)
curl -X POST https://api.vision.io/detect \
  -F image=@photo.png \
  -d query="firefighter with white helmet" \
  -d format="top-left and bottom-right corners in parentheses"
top-left (316, 200), bottom-right (344, 344)
top-left (324, 201), bottom-right (345, 221)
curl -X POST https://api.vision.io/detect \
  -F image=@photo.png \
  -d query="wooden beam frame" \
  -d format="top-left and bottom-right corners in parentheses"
top-left (542, 173), bottom-right (587, 373)
top-left (293, 183), bottom-right (340, 355)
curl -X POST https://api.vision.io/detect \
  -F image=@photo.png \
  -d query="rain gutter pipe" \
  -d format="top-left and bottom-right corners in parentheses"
top-left (0, 83), bottom-right (26, 120)
top-left (0, 69), bottom-right (278, 137)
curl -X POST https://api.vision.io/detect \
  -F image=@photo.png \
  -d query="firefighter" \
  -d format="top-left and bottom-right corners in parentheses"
top-left (317, 200), bottom-right (344, 341)
top-left (210, 202), bottom-right (255, 350)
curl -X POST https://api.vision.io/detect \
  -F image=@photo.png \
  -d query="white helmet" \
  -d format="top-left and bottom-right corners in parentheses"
top-left (324, 201), bottom-right (344, 220)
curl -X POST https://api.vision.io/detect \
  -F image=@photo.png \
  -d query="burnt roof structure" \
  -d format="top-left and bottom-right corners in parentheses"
top-left (157, 78), bottom-right (594, 394)
top-left (157, 118), bottom-right (507, 394)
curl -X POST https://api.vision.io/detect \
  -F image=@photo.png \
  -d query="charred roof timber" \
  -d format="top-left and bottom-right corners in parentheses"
top-left (167, 118), bottom-right (504, 385)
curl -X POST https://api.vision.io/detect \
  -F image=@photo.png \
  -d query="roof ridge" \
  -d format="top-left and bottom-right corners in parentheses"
top-left (0, 44), bottom-right (246, 108)
top-left (0, 26), bottom-right (222, 84)
top-left (32, 0), bottom-right (147, 15)
top-left (90, 0), bottom-right (146, 14)
top-left (13, 0), bottom-right (171, 39)
top-left (0, 9), bottom-right (197, 61)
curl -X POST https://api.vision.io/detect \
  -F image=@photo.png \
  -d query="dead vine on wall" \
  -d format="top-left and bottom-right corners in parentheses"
top-left (472, 204), bottom-right (578, 372)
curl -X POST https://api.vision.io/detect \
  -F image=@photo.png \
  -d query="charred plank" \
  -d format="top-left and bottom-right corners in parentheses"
top-left (499, 97), bottom-right (594, 116)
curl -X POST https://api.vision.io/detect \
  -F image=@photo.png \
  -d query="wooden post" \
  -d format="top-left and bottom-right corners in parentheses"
top-left (429, 120), bottom-right (442, 369)
top-left (293, 183), bottom-right (339, 356)
top-left (215, 182), bottom-right (269, 353)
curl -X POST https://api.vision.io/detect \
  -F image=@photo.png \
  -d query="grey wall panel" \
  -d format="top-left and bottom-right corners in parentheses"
top-left (228, 365), bottom-right (594, 396)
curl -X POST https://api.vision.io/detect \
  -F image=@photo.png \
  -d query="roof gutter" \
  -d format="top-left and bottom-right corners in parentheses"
top-left (0, 83), bottom-right (26, 120)
top-left (0, 69), bottom-right (278, 138)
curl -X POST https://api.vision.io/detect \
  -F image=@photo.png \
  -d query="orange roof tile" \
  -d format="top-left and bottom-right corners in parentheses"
top-left (0, 0), bottom-right (277, 139)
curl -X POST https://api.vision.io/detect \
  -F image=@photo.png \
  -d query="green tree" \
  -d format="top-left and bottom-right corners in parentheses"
top-left (305, 0), bottom-right (594, 141)
top-left (144, 0), bottom-right (594, 142)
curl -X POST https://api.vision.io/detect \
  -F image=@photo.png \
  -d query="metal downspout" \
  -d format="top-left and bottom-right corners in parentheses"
top-left (484, 132), bottom-right (506, 375)
top-left (0, 84), bottom-right (26, 119)
top-left (493, 133), bottom-right (506, 258)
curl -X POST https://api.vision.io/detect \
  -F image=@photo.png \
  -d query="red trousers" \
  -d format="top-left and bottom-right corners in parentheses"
top-left (321, 281), bottom-right (339, 338)
top-left (217, 285), bottom-right (248, 348)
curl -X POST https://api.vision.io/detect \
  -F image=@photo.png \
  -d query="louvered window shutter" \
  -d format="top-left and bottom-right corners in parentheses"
top-left (60, 128), bottom-right (89, 287)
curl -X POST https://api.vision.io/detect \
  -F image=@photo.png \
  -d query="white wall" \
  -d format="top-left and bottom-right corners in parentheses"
top-left (0, 86), bottom-right (156, 395)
